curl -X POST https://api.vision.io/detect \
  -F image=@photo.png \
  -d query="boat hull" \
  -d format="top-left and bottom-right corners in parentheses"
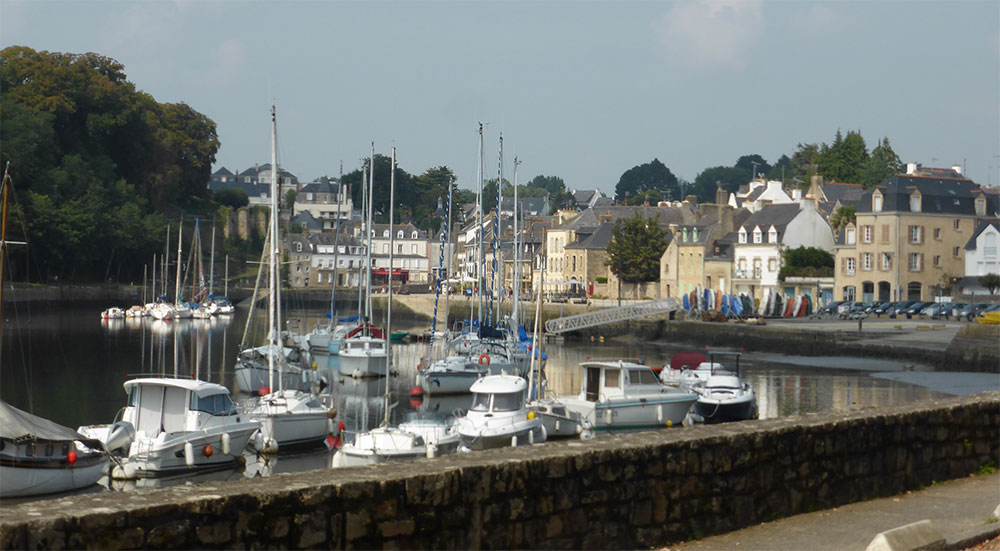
top-left (561, 395), bottom-right (697, 430)
top-left (0, 449), bottom-right (108, 497)
top-left (418, 370), bottom-right (482, 395)
top-left (338, 352), bottom-right (388, 377)
top-left (458, 423), bottom-right (545, 450)
top-left (693, 394), bottom-right (757, 423)
top-left (112, 424), bottom-right (258, 479)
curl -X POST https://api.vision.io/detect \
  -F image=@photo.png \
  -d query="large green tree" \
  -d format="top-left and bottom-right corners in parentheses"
top-left (0, 46), bottom-right (219, 282)
top-left (605, 214), bottom-right (668, 283)
top-left (859, 137), bottom-right (903, 189)
top-left (614, 159), bottom-right (680, 204)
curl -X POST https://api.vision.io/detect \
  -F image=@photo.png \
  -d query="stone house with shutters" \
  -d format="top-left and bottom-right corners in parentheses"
top-left (833, 164), bottom-right (993, 302)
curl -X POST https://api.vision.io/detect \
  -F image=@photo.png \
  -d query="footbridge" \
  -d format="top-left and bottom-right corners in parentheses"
top-left (544, 297), bottom-right (682, 334)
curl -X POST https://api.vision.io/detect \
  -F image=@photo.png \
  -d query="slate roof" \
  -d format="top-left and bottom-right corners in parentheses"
top-left (856, 175), bottom-right (988, 214)
top-left (500, 196), bottom-right (549, 215)
top-left (310, 232), bottom-right (362, 248)
top-left (705, 233), bottom-right (738, 262)
top-left (592, 197), bottom-right (616, 207)
top-left (299, 181), bottom-right (344, 195)
top-left (292, 210), bottom-right (323, 231)
top-left (964, 219), bottom-right (1000, 250)
top-left (573, 189), bottom-right (599, 204)
top-left (820, 182), bottom-right (865, 208)
top-left (557, 205), bottom-right (692, 231)
top-left (738, 203), bottom-right (801, 243)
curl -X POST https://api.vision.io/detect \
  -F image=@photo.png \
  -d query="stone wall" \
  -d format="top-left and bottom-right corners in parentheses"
top-left (2, 393), bottom-right (997, 550)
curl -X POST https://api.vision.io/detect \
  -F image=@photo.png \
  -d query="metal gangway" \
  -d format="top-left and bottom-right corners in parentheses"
top-left (544, 297), bottom-right (682, 334)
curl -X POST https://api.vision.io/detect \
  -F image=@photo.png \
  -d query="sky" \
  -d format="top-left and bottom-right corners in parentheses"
top-left (2, 1), bottom-right (999, 195)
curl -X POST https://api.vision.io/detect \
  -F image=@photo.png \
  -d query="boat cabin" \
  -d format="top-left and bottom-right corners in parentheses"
top-left (123, 378), bottom-right (243, 437)
top-left (580, 361), bottom-right (663, 402)
top-left (341, 338), bottom-right (386, 355)
top-left (468, 375), bottom-right (527, 414)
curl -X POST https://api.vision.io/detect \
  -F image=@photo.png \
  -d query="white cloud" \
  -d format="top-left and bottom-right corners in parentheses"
top-left (653, 0), bottom-right (764, 71)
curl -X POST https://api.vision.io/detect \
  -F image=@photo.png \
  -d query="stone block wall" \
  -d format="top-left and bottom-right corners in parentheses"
top-left (2, 393), bottom-right (997, 550)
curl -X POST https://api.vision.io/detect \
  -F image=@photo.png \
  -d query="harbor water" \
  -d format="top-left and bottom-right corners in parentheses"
top-left (0, 302), bottom-right (963, 505)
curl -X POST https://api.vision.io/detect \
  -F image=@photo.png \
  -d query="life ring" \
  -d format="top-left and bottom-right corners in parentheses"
top-left (478, 353), bottom-right (491, 366)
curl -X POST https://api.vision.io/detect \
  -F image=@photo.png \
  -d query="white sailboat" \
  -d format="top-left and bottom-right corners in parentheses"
top-left (334, 148), bottom-right (459, 468)
top-left (338, 143), bottom-right (388, 377)
top-left (243, 105), bottom-right (334, 453)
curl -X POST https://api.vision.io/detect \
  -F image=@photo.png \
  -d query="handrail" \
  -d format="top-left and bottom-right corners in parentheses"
top-left (545, 297), bottom-right (682, 334)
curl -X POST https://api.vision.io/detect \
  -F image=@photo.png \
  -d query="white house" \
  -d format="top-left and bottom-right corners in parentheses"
top-left (961, 220), bottom-right (1000, 296)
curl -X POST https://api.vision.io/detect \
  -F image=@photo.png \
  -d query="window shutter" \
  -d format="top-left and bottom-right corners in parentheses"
top-left (919, 254), bottom-right (924, 272)
top-left (919, 226), bottom-right (924, 244)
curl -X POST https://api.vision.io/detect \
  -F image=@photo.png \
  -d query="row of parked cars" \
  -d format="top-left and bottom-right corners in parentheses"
top-left (817, 300), bottom-right (1000, 321)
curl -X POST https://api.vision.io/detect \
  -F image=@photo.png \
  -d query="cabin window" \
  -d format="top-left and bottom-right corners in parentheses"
top-left (628, 369), bottom-right (659, 385)
top-left (127, 386), bottom-right (138, 407)
top-left (492, 392), bottom-right (523, 412)
top-left (191, 393), bottom-right (237, 416)
top-left (471, 393), bottom-right (490, 412)
top-left (604, 368), bottom-right (621, 388)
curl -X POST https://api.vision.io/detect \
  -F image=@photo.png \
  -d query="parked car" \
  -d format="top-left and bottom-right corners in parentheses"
top-left (946, 303), bottom-right (968, 320)
top-left (922, 302), bottom-right (952, 319)
top-left (953, 303), bottom-right (976, 320)
top-left (902, 301), bottom-right (932, 319)
top-left (888, 301), bottom-right (917, 318)
top-left (839, 302), bottom-right (870, 319)
top-left (871, 302), bottom-right (894, 316)
top-left (817, 301), bottom-right (844, 316)
top-left (968, 303), bottom-right (995, 321)
top-left (836, 301), bottom-right (856, 316)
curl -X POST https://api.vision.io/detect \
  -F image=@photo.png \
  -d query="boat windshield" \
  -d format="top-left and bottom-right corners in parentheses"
top-left (471, 392), bottom-right (491, 412)
top-left (492, 392), bottom-right (522, 412)
top-left (191, 393), bottom-right (238, 416)
top-left (628, 369), bottom-right (659, 385)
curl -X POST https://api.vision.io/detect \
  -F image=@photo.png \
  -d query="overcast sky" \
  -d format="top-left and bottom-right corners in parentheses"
top-left (3, 1), bottom-right (999, 194)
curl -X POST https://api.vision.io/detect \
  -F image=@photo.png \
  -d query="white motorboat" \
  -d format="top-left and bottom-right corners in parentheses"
top-left (680, 352), bottom-right (758, 423)
top-left (397, 416), bottom-right (460, 455)
top-left (417, 355), bottom-right (485, 395)
top-left (332, 426), bottom-right (428, 467)
top-left (559, 360), bottom-right (698, 431)
top-left (148, 302), bottom-right (174, 320)
top-left (0, 400), bottom-right (109, 497)
top-left (78, 378), bottom-right (259, 479)
top-left (234, 344), bottom-right (307, 395)
top-left (212, 296), bottom-right (235, 315)
top-left (529, 397), bottom-right (592, 439)
top-left (100, 306), bottom-right (125, 320)
top-left (455, 375), bottom-right (546, 451)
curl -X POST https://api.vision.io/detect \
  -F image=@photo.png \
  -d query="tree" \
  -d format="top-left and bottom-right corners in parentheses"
top-left (778, 246), bottom-right (835, 279)
top-left (614, 159), bottom-right (680, 203)
top-left (692, 166), bottom-right (747, 202)
top-left (829, 205), bottom-right (856, 234)
top-left (605, 214), bottom-right (668, 283)
top-left (817, 129), bottom-right (868, 183)
top-left (214, 188), bottom-right (249, 208)
top-left (284, 189), bottom-right (297, 212)
top-left (790, 143), bottom-right (821, 188)
top-left (979, 273), bottom-right (1000, 296)
top-left (859, 137), bottom-right (903, 189)
top-left (735, 154), bottom-right (771, 179)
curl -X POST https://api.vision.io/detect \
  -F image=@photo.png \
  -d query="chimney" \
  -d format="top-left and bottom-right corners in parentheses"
top-left (951, 164), bottom-right (963, 175)
top-left (719, 205), bottom-right (735, 234)
top-left (810, 174), bottom-right (824, 187)
top-left (906, 162), bottom-right (918, 175)
top-left (715, 187), bottom-right (728, 205)
top-left (791, 189), bottom-right (802, 201)
top-left (684, 195), bottom-right (698, 206)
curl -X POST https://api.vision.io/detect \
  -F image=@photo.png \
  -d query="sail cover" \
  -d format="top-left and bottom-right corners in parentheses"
top-left (0, 400), bottom-right (87, 442)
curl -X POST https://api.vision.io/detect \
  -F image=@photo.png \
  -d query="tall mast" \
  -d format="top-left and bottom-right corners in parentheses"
top-left (476, 123), bottom-right (485, 326)
top-left (367, 142), bottom-right (375, 331)
top-left (174, 218), bottom-right (183, 306)
top-left (163, 224), bottom-right (170, 299)
top-left (492, 133), bottom-right (503, 324)
top-left (209, 218), bottom-right (216, 299)
top-left (512, 156), bottom-right (521, 325)
top-left (329, 161), bottom-right (344, 324)
top-left (358, 170), bottom-right (368, 320)
top-left (384, 147), bottom-right (396, 426)
top-left (268, 105), bottom-right (279, 393)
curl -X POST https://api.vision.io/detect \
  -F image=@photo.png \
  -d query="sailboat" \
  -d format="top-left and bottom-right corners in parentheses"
top-left (243, 105), bottom-right (334, 453)
top-left (0, 164), bottom-right (110, 497)
top-left (338, 143), bottom-right (389, 378)
top-left (333, 148), bottom-right (458, 467)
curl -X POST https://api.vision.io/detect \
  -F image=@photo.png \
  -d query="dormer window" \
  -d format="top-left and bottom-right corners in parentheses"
top-left (768, 227), bottom-right (778, 244)
top-left (976, 197), bottom-right (986, 216)
top-left (692, 228), bottom-right (698, 241)
top-left (682, 228), bottom-right (688, 243)
top-left (738, 228), bottom-right (747, 244)
top-left (910, 191), bottom-right (922, 213)
top-left (397, 230), bottom-right (404, 239)
top-left (752, 228), bottom-right (762, 244)
top-left (846, 226), bottom-right (856, 245)
top-left (412, 231), bottom-right (419, 238)
top-left (382, 230), bottom-right (389, 238)
top-left (873, 191), bottom-right (883, 213)
top-left (296, 242), bottom-right (302, 252)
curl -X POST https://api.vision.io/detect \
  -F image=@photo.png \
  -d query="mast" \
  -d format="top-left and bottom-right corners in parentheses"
top-left (366, 142), bottom-right (375, 331)
top-left (492, 133), bottom-right (503, 324)
top-left (224, 255), bottom-right (229, 297)
top-left (358, 170), bottom-right (368, 321)
top-left (163, 224), bottom-right (170, 299)
top-left (209, 219), bottom-right (216, 299)
top-left (268, 105), bottom-right (280, 393)
top-left (384, 146), bottom-right (396, 426)
top-left (174, 218), bottom-right (183, 306)
top-left (512, 156), bottom-right (521, 325)
top-left (476, 123), bottom-right (485, 326)
top-left (329, 161), bottom-right (344, 325)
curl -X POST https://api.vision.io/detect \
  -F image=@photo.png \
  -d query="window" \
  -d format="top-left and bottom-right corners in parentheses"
top-left (383, 244), bottom-right (389, 253)
top-left (953, 219), bottom-right (961, 231)
top-left (753, 228), bottom-right (762, 244)
top-left (933, 255), bottom-right (941, 267)
top-left (985, 234), bottom-right (998, 258)
top-left (909, 226), bottom-right (922, 244)
top-left (976, 197), bottom-right (987, 216)
top-left (862, 226), bottom-right (873, 243)
top-left (846, 228), bottom-right (856, 245)
top-left (411, 244), bottom-right (417, 254)
top-left (397, 230), bottom-right (404, 238)
top-left (881, 253), bottom-right (892, 271)
top-left (909, 253), bottom-right (922, 272)
top-left (295, 242), bottom-right (302, 252)
top-left (863, 253), bottom-right (872, 271)
top-left (628, 369), bottom-right (659, 385)
top-left (843, 286), bottom-right (856, 301)
top-left (881, 225), bottom-right (890, 243)
top-left (682, 228), bottom-right (688, 243)
top-left (382, 230), bottom-right (389, 237)
top-left (738, 229), bottom-right (747, 244)
top-left (910, 193), bottom-right (921, 212)
top-left (953, 246), bottom-right (960, 257)
top-left (845, 257), bottom-right (856, 275)
top-left (768, 227), bottom-right (778, 243)
top-left (933, 228), bottom-right (941, 240)
top-left (768, 257), bottom-right (777, 272)
top-left (604, 369), bottom-right (621, 388)
top-left (306, 193), bottom-right (314, 201)
top-left (397, 244), bottom-right (403, 254)
top-left (412, 231), bottom-right (418, 238)
top-left (873, 192), bottom-right (883, 212)
top-left (752, 258), bottom-right (762, 279)
top-left (692, 228), bottom-right (699, 241)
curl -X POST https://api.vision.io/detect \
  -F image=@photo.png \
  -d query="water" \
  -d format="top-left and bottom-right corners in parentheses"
top-left (0, 302), bottom-right (957, 505)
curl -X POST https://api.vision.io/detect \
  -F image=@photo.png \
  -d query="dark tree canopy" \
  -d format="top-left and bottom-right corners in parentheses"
top-left (859, 137), bottom-right (903, 189)
top-left (778, 246), bottom-right (835, 279)
top-left (979, 273), bottom-right (1000, 296)
top-left (605, 214), bottom-right (668, 283)
top-left (0, 46), bottom-right (220, 282)
top-left (614, 159), bottom-right (680, 204)
top-left (214, 188), bottom-right (249, 208)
